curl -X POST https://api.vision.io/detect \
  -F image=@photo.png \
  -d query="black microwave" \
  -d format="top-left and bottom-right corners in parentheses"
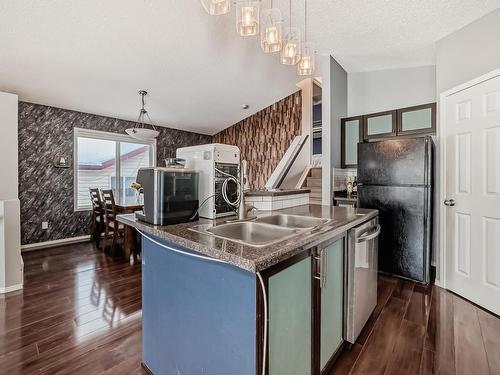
top-left (135, 167), bottom-right (199, 225)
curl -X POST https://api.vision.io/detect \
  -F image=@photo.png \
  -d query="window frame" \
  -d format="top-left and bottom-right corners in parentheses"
top-left (73, 128), bottom-right (156, 212)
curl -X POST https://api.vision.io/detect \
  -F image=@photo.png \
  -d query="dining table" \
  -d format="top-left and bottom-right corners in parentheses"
top-left (114, 195), bottom-right (143, 262)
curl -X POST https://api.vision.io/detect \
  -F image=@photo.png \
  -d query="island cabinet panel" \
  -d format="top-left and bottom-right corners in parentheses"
top-left (141, 235), bottom-right (256, 375)
top-left (268, 256), bottom-right (312, 375)
top-left (261, 235), bottom-right (346, 375)
top-left (319, 238), bottom-right (345, 372)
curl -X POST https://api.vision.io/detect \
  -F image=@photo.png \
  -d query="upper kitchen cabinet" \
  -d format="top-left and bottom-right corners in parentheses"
top-left (397, 103), bottom-right (436, 136)
top-left (363, 110), bottom-right (397, 141)
top-left (341, 116), bottom-right (363, 168)
top-left (340, 102), bottom-right (437, 168)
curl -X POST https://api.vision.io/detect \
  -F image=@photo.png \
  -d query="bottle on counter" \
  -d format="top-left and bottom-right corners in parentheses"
top-left (353, 176), bottom-right (357, 194)
top-left (346, 177), bottom-right (353, 197)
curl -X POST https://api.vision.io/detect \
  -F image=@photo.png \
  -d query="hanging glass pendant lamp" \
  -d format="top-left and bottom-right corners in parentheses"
top-left (200, 0), bottom-right (230, 16)
top-left (298, 0), bottom-right (315, 75)
top-left (236, 0), bottom-right (260, 36)
top-left (125, 91), bottom-right (159, 141)
top-left (260, 1), bottom-right (282, 53)
top-left (280, 0), bottom-right (301, 65)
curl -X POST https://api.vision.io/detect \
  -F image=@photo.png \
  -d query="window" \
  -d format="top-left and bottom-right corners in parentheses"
top-left (74, 128), bottom-right (155, 211)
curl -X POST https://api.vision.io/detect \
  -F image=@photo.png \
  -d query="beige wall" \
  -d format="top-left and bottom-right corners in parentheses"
top-left (348, 66), bottom-right (436, 116)
top-left (0, 92), bottom-right (19, 200)
top-left (436, 9), bottom-right (500, 95)
top-left (0, 91), bottom-right (23, 293)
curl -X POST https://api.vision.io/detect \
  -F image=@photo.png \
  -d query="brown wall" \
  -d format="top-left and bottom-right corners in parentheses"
top-left (213, 91), bottom-right (302, 190)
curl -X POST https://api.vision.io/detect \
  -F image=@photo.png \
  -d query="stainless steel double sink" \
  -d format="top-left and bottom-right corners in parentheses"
top-left (191, 214), bottom-right (331, 247)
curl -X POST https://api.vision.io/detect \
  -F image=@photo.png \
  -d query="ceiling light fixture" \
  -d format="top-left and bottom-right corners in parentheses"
top-left (260, 1), bottom-right (282, 53)
top-left (297, 0), bottom-right (315, 75)
top-left (280, 0), bottom-right (301, 65)
top-left (236, 0), bottom-right (260, 36)
top-left (200, 0), bottom-right (230, 15)
top-left (125, 90), bottom-right (160, 141)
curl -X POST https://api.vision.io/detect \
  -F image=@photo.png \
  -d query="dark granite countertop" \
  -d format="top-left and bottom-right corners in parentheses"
top-left (245, 188), bottom-right (311, 197)
top-left (334, 191), bottom-right (358, 202)
top-left (117, 205), bottom-right (377, 273)
top-left (334, 196), bottom-right (358, 202)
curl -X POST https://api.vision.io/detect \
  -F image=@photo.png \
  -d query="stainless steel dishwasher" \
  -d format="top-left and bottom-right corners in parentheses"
top-left (346, 217), bottom-right (380, 343)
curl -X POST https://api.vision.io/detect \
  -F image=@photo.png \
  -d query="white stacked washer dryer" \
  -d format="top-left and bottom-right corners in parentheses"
top-left (176, 143), bottom-right (240, 219)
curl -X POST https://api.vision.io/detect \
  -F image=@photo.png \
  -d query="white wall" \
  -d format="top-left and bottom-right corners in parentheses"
top-left (436, 9), bottom-right (500, 94)
top-left (0, 91), bottom-right (23, 293)
top-left (348, 66), bottom-right (436, 116)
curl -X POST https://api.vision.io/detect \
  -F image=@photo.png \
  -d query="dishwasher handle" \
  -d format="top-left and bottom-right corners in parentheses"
top-left (356, 225), bottom-right (381, 243)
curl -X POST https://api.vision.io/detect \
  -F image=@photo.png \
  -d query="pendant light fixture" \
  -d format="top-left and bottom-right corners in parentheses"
top-left (260, 1), bottom-right (282, 53)
top-left (125, 91), bottom-right (159, 141)
top-left (297, 0), bottom-right (315, 75)
top-left (236, 0), bottom-right (260, 36)
top-left (280, 0), bottom-right (301, 65)
top-left (200, 0), bottom-right (230, 16)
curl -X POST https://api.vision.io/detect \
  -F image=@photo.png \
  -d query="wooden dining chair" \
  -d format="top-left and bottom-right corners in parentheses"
top-left (89, 188), bottom-right (105, 249)
top-left (101, 189), bottom-right (124, 256)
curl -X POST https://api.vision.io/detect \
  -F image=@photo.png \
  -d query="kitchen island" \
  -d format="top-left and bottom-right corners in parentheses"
top-left (117, 205), bottom-right (378, 375)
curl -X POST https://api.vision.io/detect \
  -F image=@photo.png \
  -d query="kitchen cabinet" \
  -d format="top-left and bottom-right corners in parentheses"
top-left (397, 103), bottom-right (436, 136)
top-left (340, 103), bottom-right (436, 168)
top-left (341, 116), bottom-right (363, 168)
top-left (268, 256), bottom-right (312, 375)
top-left (263, 234), bottom-right (346, 375)
top-left (363, 110), bottom-right (397, 141)
top-left (317, 238), bottom-right (345, 373)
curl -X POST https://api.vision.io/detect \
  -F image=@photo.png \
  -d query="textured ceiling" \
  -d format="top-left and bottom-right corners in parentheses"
top-left (0, 0), bottom-right (499, 134)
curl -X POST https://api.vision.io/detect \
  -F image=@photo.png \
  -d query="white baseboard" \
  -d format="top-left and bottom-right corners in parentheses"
top-left (0, 283), bottom-right (23, 294)
top-left (21, 235), bottom-right (91, 252)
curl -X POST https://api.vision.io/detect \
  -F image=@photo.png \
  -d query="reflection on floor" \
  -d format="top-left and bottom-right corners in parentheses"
top-left (0, 242), bottom-right (142, 374)
top-left (1, 242), bottom-right (499, 374)
top-left (330, 275), bottom-right (500, 375)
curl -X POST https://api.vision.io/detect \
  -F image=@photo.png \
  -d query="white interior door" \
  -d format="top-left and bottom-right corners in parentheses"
top-left (443, 72), bottom-right (500, 315)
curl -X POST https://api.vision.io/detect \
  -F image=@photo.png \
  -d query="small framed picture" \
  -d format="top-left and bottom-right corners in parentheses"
top-left (53, 154), bottom-right (71, 168)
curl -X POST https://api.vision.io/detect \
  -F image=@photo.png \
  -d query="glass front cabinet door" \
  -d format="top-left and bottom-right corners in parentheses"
top-left (316, 237), bottom-right (345, 374)
top-left (264, 235), bottom-right (346, 375)
top-left (267, 256), bottom-right (312, 375)
top-left (363, 110), bottom-right (397, 141)
top-left (397, 103), bottom-right (436, 136)
top-left (341, 116), bottom-right (363, 168)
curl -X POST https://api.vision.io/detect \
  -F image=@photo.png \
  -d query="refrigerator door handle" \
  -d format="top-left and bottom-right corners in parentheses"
top-left (356, 225), bottom-right (381, 243)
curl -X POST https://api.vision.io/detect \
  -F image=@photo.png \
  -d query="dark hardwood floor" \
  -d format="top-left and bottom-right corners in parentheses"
top-left (1, 242), bottom-right (498, 374)
top-left (330, 275), bottom-right (500, 375)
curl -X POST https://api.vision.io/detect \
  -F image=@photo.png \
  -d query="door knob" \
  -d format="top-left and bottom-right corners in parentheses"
top-left (444, 199), bottom-right (455, 206)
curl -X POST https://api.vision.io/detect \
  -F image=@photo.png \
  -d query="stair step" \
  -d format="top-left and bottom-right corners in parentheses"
top-left (307, 177), bottom-right (321, 187)
top-left (310, 191), bottom-right (322, 199)
top-left (311, 168), bottom-right (322, 178)
top-left (309, 198), bottom-right (322, 205)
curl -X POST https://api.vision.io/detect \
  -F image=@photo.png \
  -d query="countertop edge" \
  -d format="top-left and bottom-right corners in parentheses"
top-left (117, 207), bottom-right (378, 273)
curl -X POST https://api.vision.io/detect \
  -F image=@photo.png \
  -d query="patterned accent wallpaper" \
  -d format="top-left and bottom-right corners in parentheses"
top-left (18, 102), bottom-right (211, 245)
top-left (213, 91), bottom-right (302, 190)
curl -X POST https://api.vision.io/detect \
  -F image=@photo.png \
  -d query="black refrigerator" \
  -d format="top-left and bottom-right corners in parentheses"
top-left (357, 137), bottom-right (433, 284)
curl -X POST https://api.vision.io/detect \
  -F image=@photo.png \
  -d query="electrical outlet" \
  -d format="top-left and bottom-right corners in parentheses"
top-left (42, 222), bottom-right (49, 230)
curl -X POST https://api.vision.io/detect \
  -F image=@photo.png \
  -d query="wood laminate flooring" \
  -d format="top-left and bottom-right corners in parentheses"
top-left (0, 242), bottom-right (498, 374)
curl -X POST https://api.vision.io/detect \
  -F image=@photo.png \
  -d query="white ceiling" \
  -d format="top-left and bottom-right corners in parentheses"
top-left (1, 1), bottom-right (499, 135)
